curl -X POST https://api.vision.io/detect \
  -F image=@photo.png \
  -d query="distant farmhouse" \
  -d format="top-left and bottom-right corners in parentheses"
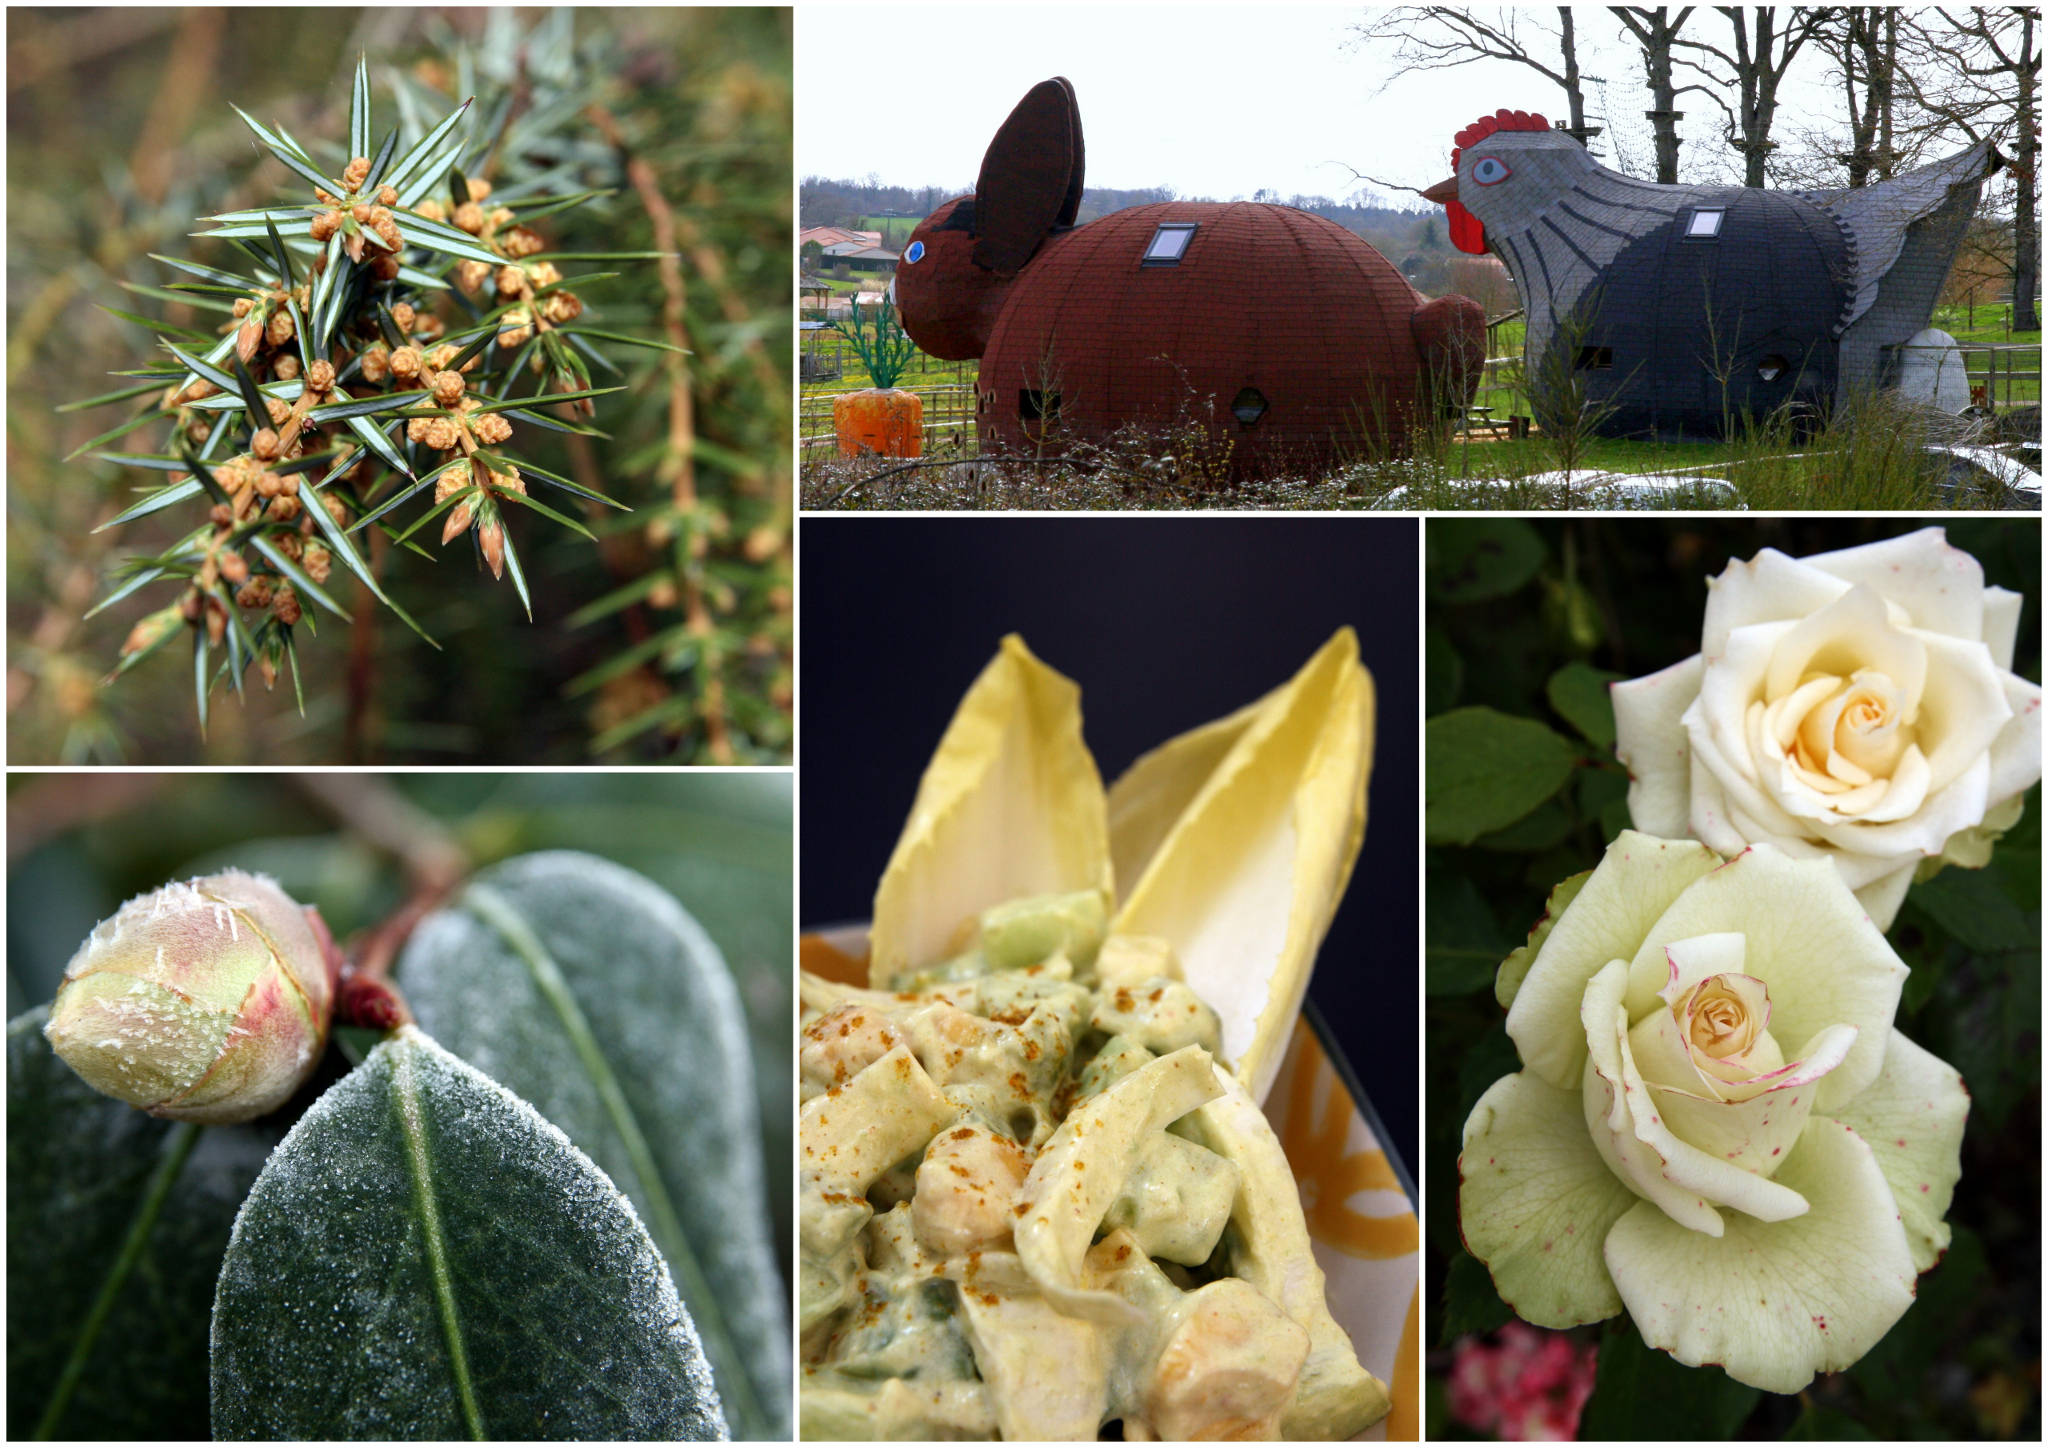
top-left (799, 226), bottom-right (900, 278)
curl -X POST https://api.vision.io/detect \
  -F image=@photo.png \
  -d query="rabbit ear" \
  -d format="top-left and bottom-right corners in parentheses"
top-left (1053, 76), bottom-right (1086, 228)
top-left (973, 77), bottom-right (1084, 274)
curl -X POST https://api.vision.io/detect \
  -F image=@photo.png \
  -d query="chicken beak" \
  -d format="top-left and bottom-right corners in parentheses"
top-left (1422, 176), bottom-right (1460, 205)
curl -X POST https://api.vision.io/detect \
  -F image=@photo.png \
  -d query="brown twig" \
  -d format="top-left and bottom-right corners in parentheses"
top-left (584, 101), bottom-right (734, 763)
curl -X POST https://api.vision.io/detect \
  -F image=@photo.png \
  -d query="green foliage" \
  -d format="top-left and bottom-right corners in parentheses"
top-left (1423, 518), bottom-right (2042, 1441)
top-left (11, 11), bottom-right (790, 764)
top-left (7, 775), bottom-right (792, 1440)
top-left (396, 853), bottom-right (789, 1438)
top-left (211, 1029), bottom-right (725, 1440)
top-left (829, 299), bottom-right (922, 392)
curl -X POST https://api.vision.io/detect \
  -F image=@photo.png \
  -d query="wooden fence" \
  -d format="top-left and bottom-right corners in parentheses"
top-left (801, 384), bottom-right (979, 455)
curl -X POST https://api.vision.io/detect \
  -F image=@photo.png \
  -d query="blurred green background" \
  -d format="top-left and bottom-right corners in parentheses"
top-left (1424, 519), bottom-right (2041, 1440)
top-left (7, 7), bottom-right (792, 764)
top-left (6, 770), bottom-right (793, 1277)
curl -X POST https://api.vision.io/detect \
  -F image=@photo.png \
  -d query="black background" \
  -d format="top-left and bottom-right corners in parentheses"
top-left (799, 515), bottom-right (1420, 1177)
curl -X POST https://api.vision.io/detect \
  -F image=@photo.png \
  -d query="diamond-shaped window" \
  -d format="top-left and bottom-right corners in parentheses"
top-left (1230, 387), bottom-right (1268, 427)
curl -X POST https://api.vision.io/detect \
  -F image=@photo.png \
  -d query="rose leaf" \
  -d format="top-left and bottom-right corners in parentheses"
top-left (1545, 661), bottom-right (1624, 753)
top-left (1427, 518), bottom-right (1547, 604)
top-left (1425, 707), bottom-right (1581, 846)
top-left (210, 1027), bottom-right (726, 1441)
top-left (395, 850), bottom-right (788, 1439)
top-left (1579, 1320), bottom-right (1761, 1439)
top-left (1438, 1250), bottom-right (1512, 1344)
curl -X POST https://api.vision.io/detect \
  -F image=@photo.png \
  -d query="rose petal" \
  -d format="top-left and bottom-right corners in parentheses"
top-left (1602, 1118), bottom-right (1917, 1394)
top-left (1699, 549), bottom-right (1850, 658)
top-left (1612, 656), bottom-right (1704, 837)
top-left (1828, 1030), bottom-right (1969, 1273)
top-left (1982, 673), bottom-right (2044, 811)
top-left (1656, 933), bottom-right (1747, 1006)
top-left (1852, 863), bottom-right (1917, 933)
top-left (1581, 960), bottom-right (1809, 1232)
top-left (1505, 832), bottom-right (1720, 1093)
top-left (1626, 1003), bottom-right (1721, 1098)
top-left (1623, 847), bottom-right (1906, 1110)
top-left (1805, 754), bottom-right (1990, 862)
top-left (1983, 586), bottom-right (2022, 671)
top-left (1799, 526), bottom-right (1988, 641)
top-left (1459, 1070), bottom-right (1634, 1329)
top-left (1852, 743), bottom-right (1931, 824)
top-left (1762, 586), bottom-right (1926, 709)
top-left (1649, 1024), bottom-right (1856, 1175)
top-left (1912, 632), bottom-right (2015, 793)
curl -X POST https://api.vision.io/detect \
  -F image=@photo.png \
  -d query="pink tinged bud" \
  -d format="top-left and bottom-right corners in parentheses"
top-left (43, 871), bottom-right (338, 1125)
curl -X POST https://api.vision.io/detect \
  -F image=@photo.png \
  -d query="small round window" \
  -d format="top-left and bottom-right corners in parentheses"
top-left (904, 240), bottom-right (926, 264)
top-left (1756, 354), bottom-right (1789, 383)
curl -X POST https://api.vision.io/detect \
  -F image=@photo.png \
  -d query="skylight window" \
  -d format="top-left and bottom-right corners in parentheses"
top-left (1142, 223), bottom-right (1198, 266)
top-left (1687, 208), bottom-right (1725, 238)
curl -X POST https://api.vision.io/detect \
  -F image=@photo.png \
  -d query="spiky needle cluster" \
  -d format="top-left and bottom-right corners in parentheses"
top-left (71, 56), bottom-right (674, 726)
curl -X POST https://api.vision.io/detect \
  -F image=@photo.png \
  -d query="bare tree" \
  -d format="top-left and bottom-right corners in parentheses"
top-left (1352, 8), bottom-right (1597, 142)
top-left (1610, 7), bottom-right (1701, 182)
top-left (1674, 7), bottom-right (1831, 185)
top-left (1817, 8), bottom-right (1904, 185)
top-left (1900, 7), bottom-right (2039, 329)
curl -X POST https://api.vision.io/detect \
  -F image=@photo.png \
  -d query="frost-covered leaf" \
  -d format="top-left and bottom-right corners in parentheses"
top-left (394, 852), bottom-right (788, 1440)
top-left (8, 1008), bottom-right (277, 1440)
top-left (210, 1026), bottom-right (725, 1441)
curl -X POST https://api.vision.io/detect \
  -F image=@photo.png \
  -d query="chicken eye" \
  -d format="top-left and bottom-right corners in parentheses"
top-left (1472, 156), bottom-right (1511, 186)
top-left (904, 240), bottom-right (926, 264)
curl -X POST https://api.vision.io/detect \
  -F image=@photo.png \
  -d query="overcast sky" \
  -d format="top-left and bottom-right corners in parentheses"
top-left (796, 4), bottom-right (1994, 205)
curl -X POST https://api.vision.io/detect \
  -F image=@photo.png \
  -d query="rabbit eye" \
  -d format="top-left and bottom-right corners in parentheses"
top-left (904, 240), bottom-right (926, 264)
top-left (1471, 156), bottom-right (1511, 186)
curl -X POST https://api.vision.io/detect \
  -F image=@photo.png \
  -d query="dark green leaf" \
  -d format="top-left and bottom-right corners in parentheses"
top-left (306, 387), bottom-right (430, 423)
top-left (227, 105), bottom-right (339, 195)
top-left (385, 98), bottom-right (474, 204)
top-left (1905, 865), bottom-right (2035, 954)
top-left (58, 380), bottom-right (171, 413)
top-left (1425, 874), bottom-right (1511, 995)
top-left (62, 406), bottom-right (164, 462)
top-left (1438, 1251), bottom-right (1513, 1344)
top-left (1782, 1403), bottom-right (1877, 1439)
top-left (147, 253), bottom-right (256, 289)
top-left (96, 305), bottom-right (213, 339)
top-left (1425, 627), bottom-right (1463, 716)
top-left (210, 1027), bottom-right (727, 1440)
top-left (8, 1009), bottom-right (279, 1440)
top-left (498, 522), bottom-right (533, 619)
top-left (1578, 1323), bottom-right (1760, 1440)
top-left (1547, 662), bottom-right (1624, 753)
top-left (264, 217), bottom-right (295, 288)
top-left (559, 325), bottom-right (691, 355)
top-left (247, 535), bottom-right (351, 622)
top-left (228, 353), bottom-right (271, 426)
top-left (1473, 797), bottom-right (1575, 852)
top-left (363, 124), bottom-right (400, 190)
top-left (161, 341), bottom-right (238, 396)
top-left (83, 566), bottom-right (167, 619)
top-left (496, 485), bottom-right (596, 539)
top-left (395, 854), bottom-right (790, 1439)
top-left (1426, 707), bottom-right (1581, 846)
top-left (1428, 519), bottom-right (1547, 604)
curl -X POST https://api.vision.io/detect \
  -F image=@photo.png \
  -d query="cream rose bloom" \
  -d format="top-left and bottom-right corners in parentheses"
top-left (1612, 528), bottom-right (2041, 931)
top-left (1461, 832), bottom-right (1967, 1394)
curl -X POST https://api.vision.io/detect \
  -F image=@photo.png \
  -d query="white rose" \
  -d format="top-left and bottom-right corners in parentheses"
top-left (1612, 527), bottom-right (2041, 930)
top-left (1461, 832), bottom-right (1967, 1393)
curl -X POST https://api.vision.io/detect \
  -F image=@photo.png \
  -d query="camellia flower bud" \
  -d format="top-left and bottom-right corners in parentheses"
top-left (43, 871), bottom-right (338, 1124)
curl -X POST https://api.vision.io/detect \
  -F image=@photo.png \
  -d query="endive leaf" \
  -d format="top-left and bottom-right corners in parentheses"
top-left (870, 635), bottom-right (1113, 987)
top-left (1109, 628), bottom-right (1374, 1103)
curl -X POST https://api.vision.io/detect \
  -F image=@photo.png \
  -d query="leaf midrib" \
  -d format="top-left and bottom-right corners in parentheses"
top-left (460, 883), bottom-right (767, 1439)
top-left (35, 1119), bottom-right (202, 1440)
top-left (393, 1036), bottom-right (487, 1441)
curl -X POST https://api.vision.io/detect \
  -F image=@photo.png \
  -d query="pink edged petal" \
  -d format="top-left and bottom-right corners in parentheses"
top-left (1602, 1117), bottom-right (1918, 1394)
top-left (1853, 863), bottom-right (1916, 934)
top-left (1763, 586), bottom-right (1927, 707)
top-left (1699, 549), bottom-right (1851, 657)
top-left (1829, 1030), bottom-right (1969, 1272)
top-left (1657, 933), bottom-right (1747, 1005)
top-left (1984, 674), bottom-right (2044, 809)
top-left (1459, 1069), bottom-right (1636, 1328)
top-left (1581, 961), bottom-right (1809, 1232)
top-left (1624, 847), bottom-right (1906, 1111)
top-left (1614, 655), bottom-right (1706, 837)
top-left (1799, 526), bottom-right (1987, 641)
top-left (1627, 1006), bottom-right (1721, 1098)
top-left (1912, 633), bottom-right (2014, 793)
top-left (1652, 1024), bottom-right (1857, 1176)
top-left (1983, 587), bottom-right (2022, 671)
top-left (1504, 831), bottom-right (1720, 1093)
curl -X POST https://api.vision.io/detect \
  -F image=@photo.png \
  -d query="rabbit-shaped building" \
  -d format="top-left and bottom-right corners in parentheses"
top-left (893, 79), bottom-right (1486, 478)
top-left (1423, 109), bottom-right (2001, 440)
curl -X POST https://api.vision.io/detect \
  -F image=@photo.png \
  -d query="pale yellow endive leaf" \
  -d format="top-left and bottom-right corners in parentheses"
top-left (869, 635), bottom-right (1114, 987)
top-left (1109, 629), bottom-right (1373, 1102)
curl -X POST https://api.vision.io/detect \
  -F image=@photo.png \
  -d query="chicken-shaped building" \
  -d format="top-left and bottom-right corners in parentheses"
top-left (1424, 110), bottom-right (2001, 439)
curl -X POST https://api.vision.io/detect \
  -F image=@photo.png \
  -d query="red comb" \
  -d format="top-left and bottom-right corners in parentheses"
top-left (1450, 109), bottom-right (1551, 169)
